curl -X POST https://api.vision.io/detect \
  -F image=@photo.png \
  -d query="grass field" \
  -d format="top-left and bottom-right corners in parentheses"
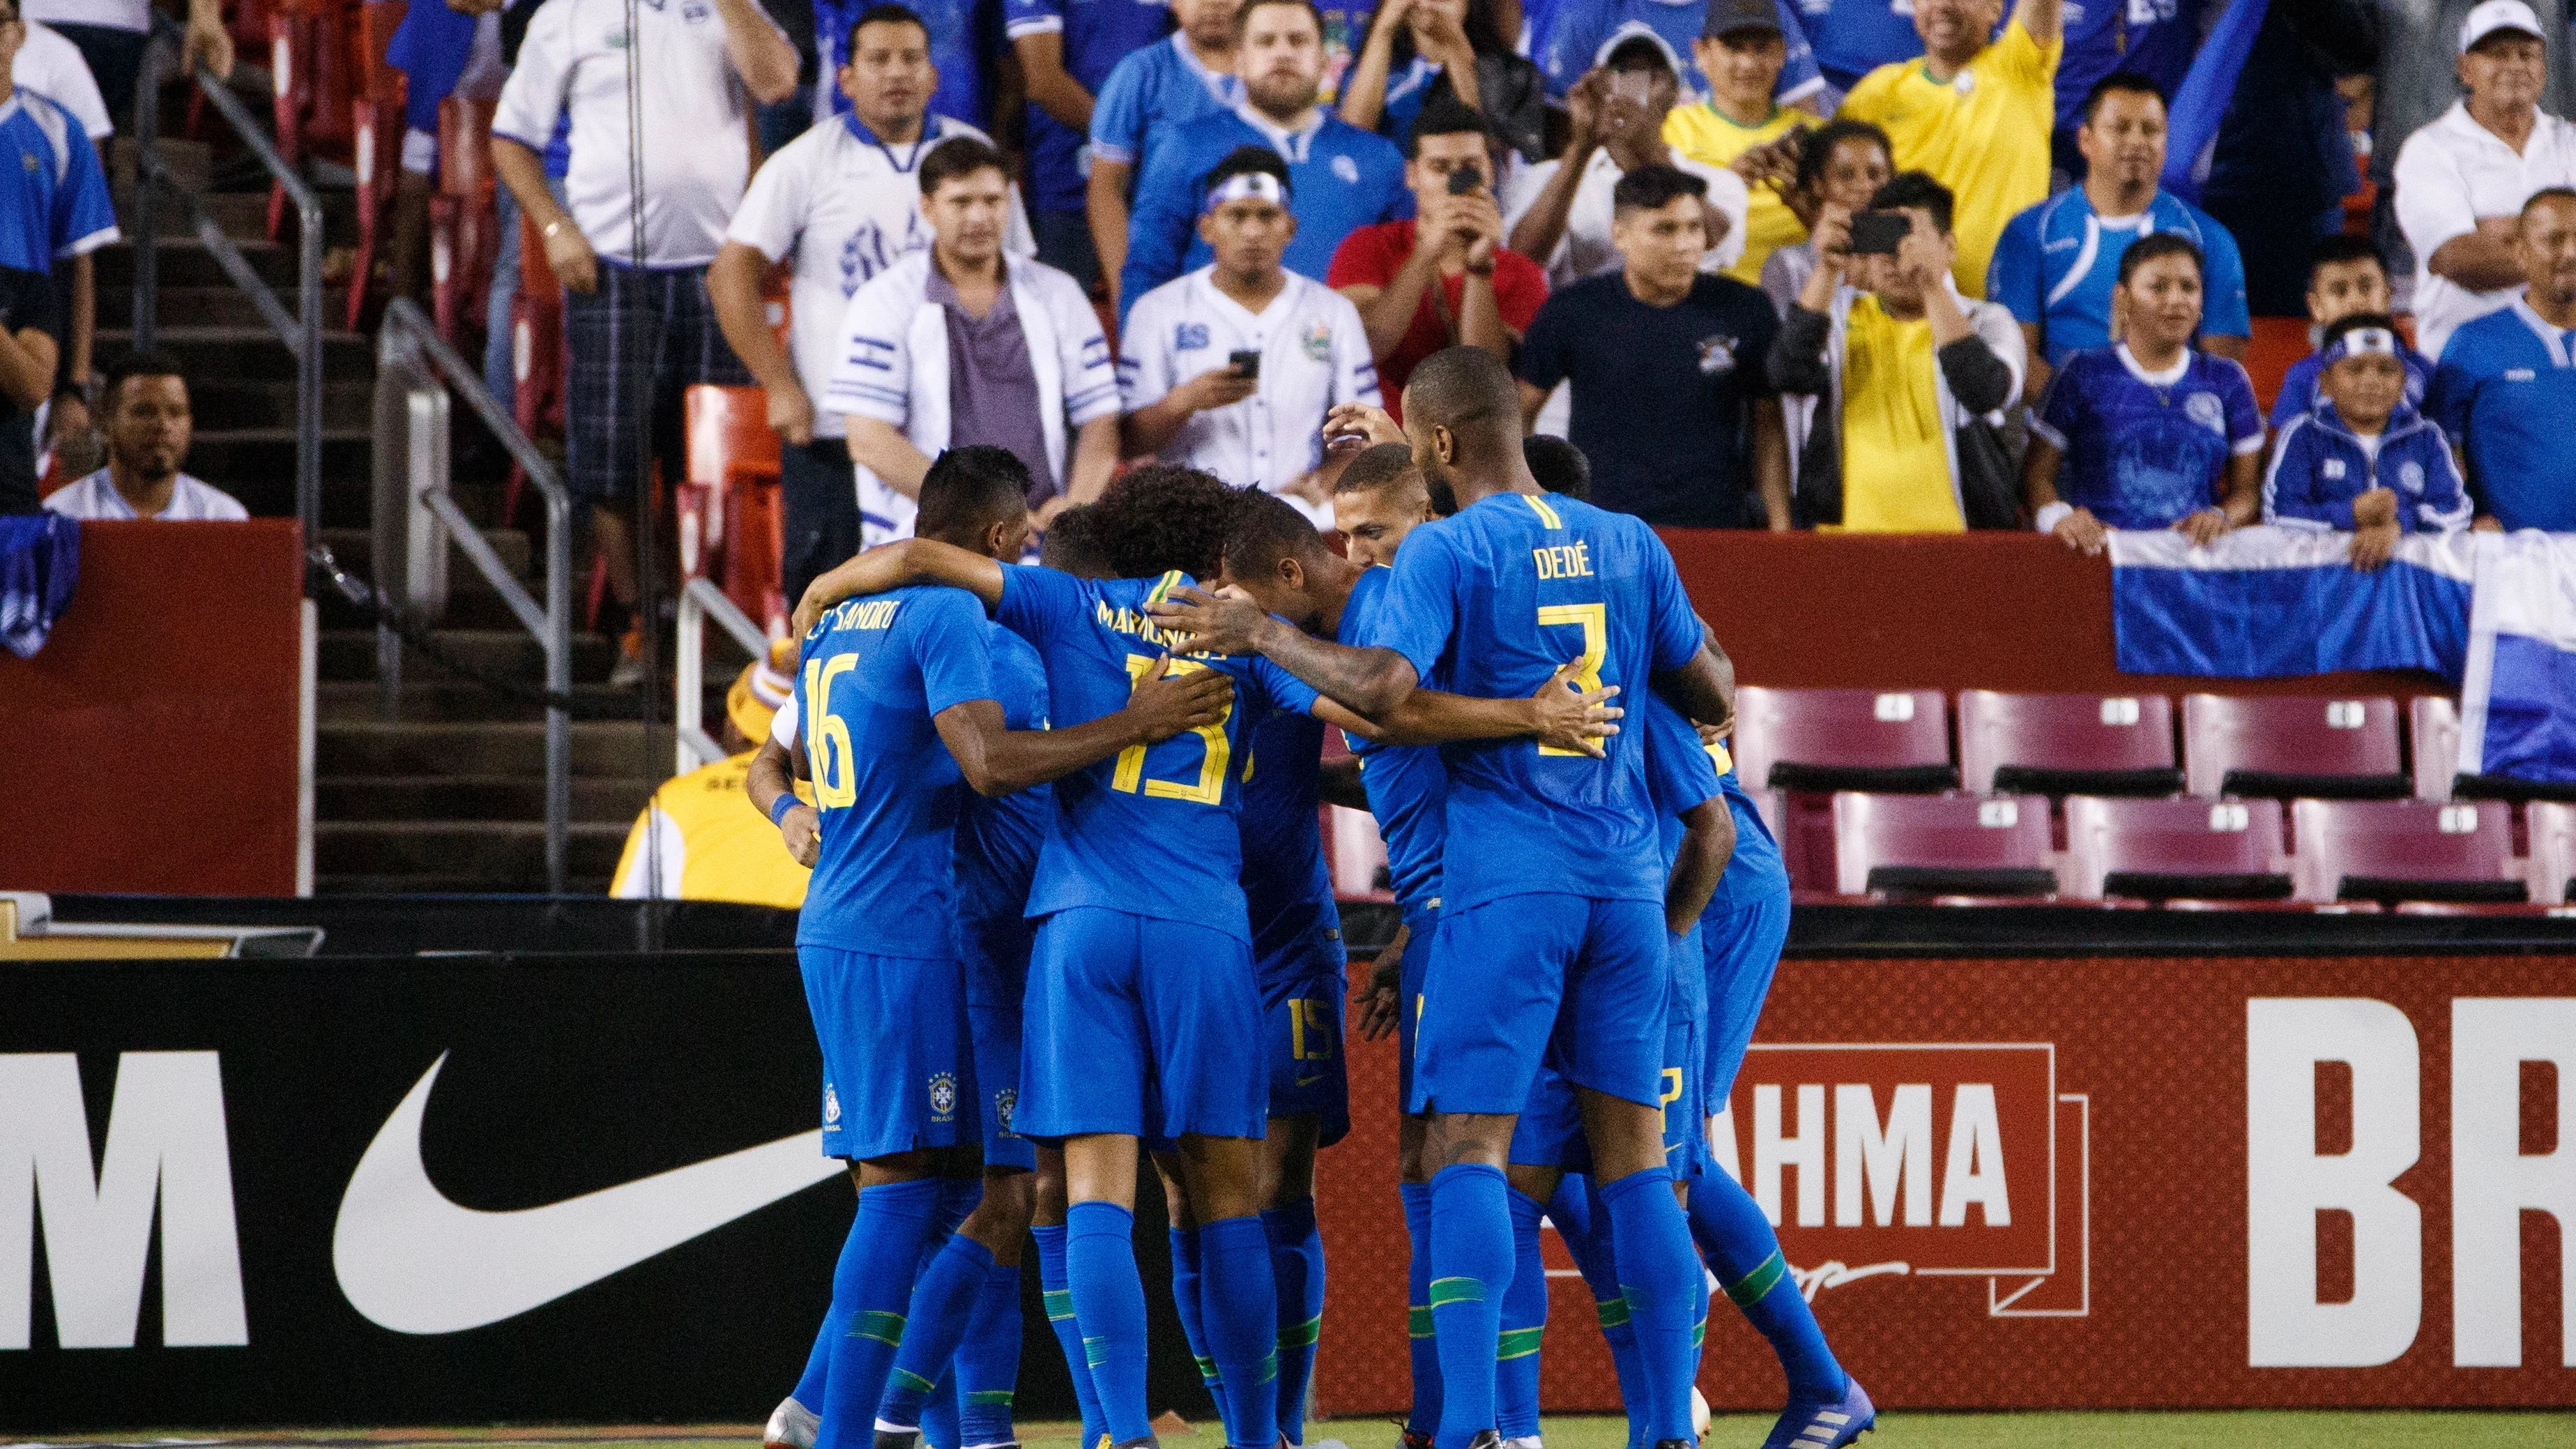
top-left (18, 1414), bottom-right (2575, 1449)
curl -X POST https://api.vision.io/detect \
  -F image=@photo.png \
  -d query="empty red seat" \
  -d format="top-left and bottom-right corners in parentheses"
top-left (2289, 799), bottom-right (2524, 904)
top-left (1958, 690), bottom-right (2179, 797)
top-left (1831, 791), bottom-right (2055, 897)
top-left (2061, 795), bottom-right (2287, 901)
top-left (2181, 694), bottom-right (2406, 800)
top-left (1732, 687), bottom-right (1953, 793)
top-left (682, 385), bottom-right (788, 635)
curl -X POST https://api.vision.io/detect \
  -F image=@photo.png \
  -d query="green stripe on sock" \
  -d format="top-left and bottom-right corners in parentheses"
top-left (890, 1368), bottom-right (937, 1395)
top-left (1260, 1351), bottom-right (1279, 1384)
top-left (1195, 1353), bottom-right (1220, 1385)
top-left (851, 1310), bottom-right (906, 1345)
top-left (1594, 1296), bottom-right (1630, 1329)
top-left (1495, 1326), bottom-right (1544, 1360)
top-left (1083, 1335), bottom-right (1111, 1367)
top-left (1278, 1315), bottom-right (1323, 1350)
top-left (1724, 1250), bottom-right (1789, 1309)
top-left (1691, 1318), bottom-right (1706, 1348)
top-left (964, 1391), bottom-right (1015, 1406)
top-left (1408, 1305), bottom-right (1435, 1337)
top-left (1428, 1275), bottom-right (1485, 1307)
top-left (1043, 1289), bottom-right (1076, 1321)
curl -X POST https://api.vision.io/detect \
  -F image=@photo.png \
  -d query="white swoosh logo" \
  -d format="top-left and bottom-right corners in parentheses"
top-left (333, 1053), bottom-right (843, 1334)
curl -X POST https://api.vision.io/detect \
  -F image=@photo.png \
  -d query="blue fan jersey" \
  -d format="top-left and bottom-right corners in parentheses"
top-left (993, 565), bottom-right (1322, 935)
top-left (1783, 0), bottom-right (1924, 89)
top-left (1087, 33), bottom-right (1242, 187)
top-left (1339, 566), bottom-right (1447, 923)
top-left (2428, 302), bottom-right (2576, 532)
top-left (1366, 491), bottom-right (1705, 911)
top-left (796, 586), bottom-right (997, 954)
top-left (1987, 188), bottom-right (2252, 364)
top-left (0, 91), bottom-right (118, 275)
top-left (1536, 0), bottom-right (1824, 106)
top-left (954, 621), bottom-right (1054, 930)
top-left (1005, 0), bottom-right (1175, 214)
top-left (2271, 344), bottom-right (2433, 430)
top-left (1239, 706), bottom-right (1342, 963)
top-left (2028, 346), bottom-right (2265, 529)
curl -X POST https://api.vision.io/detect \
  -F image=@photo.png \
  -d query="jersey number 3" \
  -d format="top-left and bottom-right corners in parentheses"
top-left (1111, 654), bottom-right (1233, 804)
top-left (1534, 602), bottom-right (1607, 758)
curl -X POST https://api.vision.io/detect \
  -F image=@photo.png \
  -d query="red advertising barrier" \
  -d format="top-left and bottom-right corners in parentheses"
top-left (1313, 955), bottom-right (2575, 1411)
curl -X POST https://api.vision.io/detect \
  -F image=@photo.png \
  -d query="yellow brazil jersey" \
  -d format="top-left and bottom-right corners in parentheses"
top-left (1834, 294), bottom-right (1963, 533)
top-left (1662, 103), bottom-right (1811, 287)
top-left (1838, 22), bottom-right (2061, 298)
top-left (610, 752), bottom-right (813, 909)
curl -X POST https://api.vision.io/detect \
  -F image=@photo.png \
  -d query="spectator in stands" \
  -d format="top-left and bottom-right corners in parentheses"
top-left (2199, 0), bottom-right (2378, 317)
top-left (1988, 73), bottom-right (2249, 401)
top-left (2270, 236), bottom-right (2437, 427)
top-left (2428, 186), bottom-right (2576, 530)
top-left (24, 0), bottom-right (229, 129)
top-left (1122, 0), bottom-right (1407, 319)
top-left (1771, 170), bottom-right (2025, 531)
top-left (1538, 0), bottom-right (1824, 112)
top-left (0, 0), bottom-right (112, 503)
top-left (1331, 96), bottom-right (1544, 419)
top-left (1517, 164), bottom-right (1787, 526)
top-left (816, 0), bottom-right (996, 135)
top-left (821, 137), bottom-right (1120, 536)
top-left (478, 0), bottom-right (558, 414)
top-left (1758, 119), bottom-right (1889, 485)
top-left (2024, 234), bottom-right (2263, 554)
top-left (1789, 0), bottom-right (1923, 93)
top-left (386, 0), bottom-right (511, 307)
top-left (1118, 148), bottom-right (1380, 523)
top-left (1662, 0), bottom-right (1827, 286)
top-left (1838, 0), bottom-right (2063, 298)
top-left (1086, 0), bottom-right (1241, 313)
top-left (2393, 1), bottom-right (2576, 361)
top-left (11, 15), bottom-right (105, 466)
top-left (2264, 314), bottom-right (2471, 565)
top-left (611, 642), bottom-right (811, 905)
top-left (1504, 37), bottom-right (1751, 290)
top-left (493, 0), bottom-right (796, 686)
top-left (1007, 0), bottom-right (1174, 289)
top-left (713, 3), bottom-right (1035, 605)
top-left (1340, 0), bottom-right (1545, 162)
top-left (2051, 0), bottom-right (2196, 183)
top-left (44, 351), bottom-right (245, 521)
top-left (0, 266), bottom-right (54, 515)
top-left (2370, 0), bottom-right (2573, 269)
top-left (12, 20), bottom-right (106, 143)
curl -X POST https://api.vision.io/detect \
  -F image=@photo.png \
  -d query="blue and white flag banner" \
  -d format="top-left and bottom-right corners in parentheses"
top-left (2458, 531), bottom-right (2576, 785)
top-left (2107, 526), bottom-right (2476, 681)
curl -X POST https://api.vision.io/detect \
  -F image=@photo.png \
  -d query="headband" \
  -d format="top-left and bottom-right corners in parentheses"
top-left (2322, 327), bottom-right (2401, 365)
top-left (1205, 172), bottom-right (1288, 213)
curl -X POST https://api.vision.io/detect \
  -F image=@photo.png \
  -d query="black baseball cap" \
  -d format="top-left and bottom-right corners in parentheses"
top-left (1702, 0), bottom-right (1784, 40)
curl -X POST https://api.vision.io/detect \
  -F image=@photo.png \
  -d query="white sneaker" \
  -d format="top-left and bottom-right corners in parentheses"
top-left (764, 1396), bottom-right (820, 1449)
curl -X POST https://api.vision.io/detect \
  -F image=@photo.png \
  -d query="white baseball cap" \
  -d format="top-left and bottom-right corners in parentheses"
top-left (2460, 0), bottom-right (2545, 54)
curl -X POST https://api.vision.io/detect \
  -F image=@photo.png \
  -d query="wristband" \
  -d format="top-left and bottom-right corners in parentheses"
top-left (2033, 501), bottom-right (2073, 534)
top-left (768, 792), bottom-right (800, 828)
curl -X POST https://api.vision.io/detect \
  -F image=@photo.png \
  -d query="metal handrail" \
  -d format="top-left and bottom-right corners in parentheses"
top-left (676, 578), bottom-right (772, 773)
top-left (375, 299), bottom-right (574, 895)
top-left (130, 22), bottom-right (323, 548)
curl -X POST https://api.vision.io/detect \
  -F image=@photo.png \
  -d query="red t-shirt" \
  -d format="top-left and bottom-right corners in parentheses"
top-left (1326, 220), bottom-right (1548, 422)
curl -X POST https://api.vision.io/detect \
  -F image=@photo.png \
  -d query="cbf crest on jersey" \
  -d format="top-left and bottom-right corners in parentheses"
top-left (1697, 333), bottom-right (1739, 376)
top-left (823, 1082), bottom-right (842, 1123)
top-left (929, 1072), bottom-right (958, 1121)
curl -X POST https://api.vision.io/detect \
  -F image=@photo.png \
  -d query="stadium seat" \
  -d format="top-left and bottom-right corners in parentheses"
top-left (681, 385), bottom-right (787, 636)
top-left (2410, 695), bottom-right (2459, 800)
top-left (503, 209), bottom-right (565, 526)
top-left (1732, 687), bottom-right (1954, 794)
top-left (2289, 798), bottom-right (2524, 904)
top-left (1831, 791), bottom-right (2056, 898)
top-left (2527, 801), bottom-right (2576, 905)
top-left (429, 97), bottom-right (498, 344)
top-left (343, 0), bottom-right (405, 329)
top-left (2061, 795), bottom-right (2287, 902)
top-left (2180, 693), bottom-right (2407, 800)
top-left (2243, 315), bottom-right (2312, 417)
top-left (1958, 690), bottom-right (2180, 797)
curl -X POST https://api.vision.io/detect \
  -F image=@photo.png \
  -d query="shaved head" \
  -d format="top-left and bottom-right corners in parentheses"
top-left (1401, 346), bottom-right (1533, 508)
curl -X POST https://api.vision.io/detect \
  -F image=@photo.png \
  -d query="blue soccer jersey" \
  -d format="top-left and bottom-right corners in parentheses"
top-left (1536, 0), bottom-right (1824, 106)
top-left (2270, 344), bottom-right (2434, 430)
top-left (1784, 0), bottom-right (1923, 90)
top-left (993, 564), bottom-right (1323, 934)
top-left (818, 0), bottom-right (997, 128)
top-left (954, 621), bottom-right (1053, 934)
top-left (1239, 706), bottom-right (1343, 967)
top-left (2052, 0), bottom-right (2198, 137)
top-left (1987, 188), bottom-right (2251, 364)
top-left (1005, 0), bottom-right (1174, 214)
top-left (2028, 345), bottom-right (2265, 529)
top-left (796, 586), bottom-right (998, 954)
top-left (1705, 768), bottom-right (1785, 913)
top-left (1643, 692), bottom-right (1724, 872)
top-left (1367, 490), bottom-right (1705, 911)
top-left (2428, 301), bottom-right (2576, 532)
top-left (0, 90), bottom-right (117, 275)
top-left (1088, 33), bottom-right (1242, 183)
top-left (1338, 566), bottom-right (1447, 924)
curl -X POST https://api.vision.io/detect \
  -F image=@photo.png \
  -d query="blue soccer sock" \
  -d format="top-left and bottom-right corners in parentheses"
top-left (1398, 1181), bottom-right (1442, 1438)
top-left (1199, 1214), bottom-right (1282, 1449)
top-left (957, 1258), bottom-right (1024, 1446)
top-left (876, 1234), bottom-right (997, 1429)
top-left (1495, 1189), bottom-right (1548, 1440)
top-left (1168, 1224), bottom-right (1220, 1395)
top-left (1599, 1169), bottom-right (1704, 1444)
top-left (919, 1372), bottom-right (959, 1449)
top-left (816, 1178), bottom-right (945, 1449)
top-left (1550, 1178), bottom-right (1648, 1449)
top-left (1032, 1224), bottom-right (1106, 1449)
top-left (1689, 1171), bottom-right (1845, 1402)
top-left (1427, 1163), bottom-right (1514, 1449)
top-left (1067, 1202), bottom-right (1154, 1445)
top-left (791, 1206), bottom-right (871, 1409)
top-left (1261, 1198), bottom-right (1325, 1445)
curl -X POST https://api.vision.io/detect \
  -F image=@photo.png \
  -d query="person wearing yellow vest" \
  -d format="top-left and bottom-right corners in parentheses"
top-left (1662, 0), bottom-right (1817, 287)
top-left (609, 640), bottom-right (813, 907)
top-left (1836, 0), bottom-right (2064, 298)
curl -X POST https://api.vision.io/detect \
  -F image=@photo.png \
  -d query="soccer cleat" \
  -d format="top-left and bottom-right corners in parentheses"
top-left (1113, 1437), bottom-right (1160, 1449)
top-left (763, 1397), bottom-right (818, 1449)
top-left (1758, 1377), bottom-right (1875, 1449)
top-left (1502, 1437), bottom-right (1542, 1449)
top-left (873, 1427), bottom-right (921, 1449)
top-left (1398, 1432), bottom-right (1433, 1449)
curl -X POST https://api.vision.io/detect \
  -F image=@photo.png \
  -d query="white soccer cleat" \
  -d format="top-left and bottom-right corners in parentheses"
top-left (1691, 1387), bottom-right (1711, 1441)
top-left (764, 1395), bottom-right (820, 1449)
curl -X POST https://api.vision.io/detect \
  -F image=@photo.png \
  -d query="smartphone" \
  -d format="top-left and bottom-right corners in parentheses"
top-left (1229, 349), bottom-right (1263, 379)
top-left (1610, 70), bottom-right (1650, 108)
top-left (1847, 210), bottom-right (1910, 256)
top-left (1446, 162), bottom-right (1484, 196)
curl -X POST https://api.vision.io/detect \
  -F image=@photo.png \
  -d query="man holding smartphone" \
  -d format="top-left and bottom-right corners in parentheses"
top-left (1119, 146), bottom-right (1383, 524)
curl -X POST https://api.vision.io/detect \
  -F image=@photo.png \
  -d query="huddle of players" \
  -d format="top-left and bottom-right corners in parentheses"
top-left (747, 343), bottom-right (1875, 1449)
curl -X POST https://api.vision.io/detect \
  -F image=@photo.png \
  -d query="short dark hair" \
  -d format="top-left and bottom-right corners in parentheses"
top-left (1222, 487), bottom-right (1332, 581)
top-left (1522, 436), bottom-right (1590, 501)
top-left (1235, 0), bottom-right (1324, 37)
top-left (2523, 185), bottom-right (2576, 220)
top-left (1201, 144), bottom-right (1293, 207)
top-left (1096, 465), bottom-right (1242, 579)
top-left (920, 135), bottom-right (1009, 198)
top-left (1867, 171), bottom-right (1953, 236)
top-left (2307, 233), bottom-right (2389, 283)
top-left (2079, 70), bottom-right (2166, 126)
top-left (1405, 345), bottom-right (1518, 440)
top-left (915, 446), bottom-right (1031, 542)
top-left (1793, 118), bottom-right (1892, 194)
top-left (1040, 504), bottom-right (1116, 579)
top-left (1406, 93), bottom-right (1493, 158)
top-left (100, 349), bottom-right (188, 413)
top-left (2321, 312), bottom-right (2402, 354)
top-left (1335, 441), bottom-right (1419, 495)
top-left (1611, 163), bottom-right (1708, 215)
top-left (2118, 230), bottom-right (2205, 286)
top-left (846, 2), bottom-right (927, 61)
top-left (1602, 33), bottom-right (1672, 73)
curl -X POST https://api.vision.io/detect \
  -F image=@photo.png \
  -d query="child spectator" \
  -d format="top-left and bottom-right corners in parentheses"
top-left (2264, 314), bottom-right (2470, 568)
top-left (2024, 232), bottom-right (2264, 554)
top-left (2270, 235), bottom-right (2437, 428)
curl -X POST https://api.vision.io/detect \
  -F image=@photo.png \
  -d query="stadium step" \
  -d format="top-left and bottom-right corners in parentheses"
top-left (313, 871), bottom-right (618, 895)
top-left (314, 679), bottom-right (700, 723)
top-left (93, 325), bottom-right (372, 381)
top-left (91, 236), bottom-right (296, 291)
top-left (97, 285), bottom-right (361, 336)
top-left (317, 627), bottom-right (622, 684)
top-left (312, 820), bottom-right (634, 883)
top-left (317, 775), bottom-right (653, 825)
top-left (318, 720), bottom-right (658, 777)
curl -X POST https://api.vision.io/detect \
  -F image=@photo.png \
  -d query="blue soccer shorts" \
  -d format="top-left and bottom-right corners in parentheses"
top-left (800, 943), bottom-right (975, 1161)
top-left (1019, 906), bottom-right (1268, 1142)
top-left (1410, 893), bottom-right (1671, 1116)
top-left (959, 911), bottom-right (1040, 1171)
top-left (1394, 909), bottom-right (1440, 1112)
top-left (1700, 880), bottom-right (1792, 1105)
top-left (1507, 1057), bottom-right (1589, 1172)
top-left (1512, 929), bottom-right (1705, 1175)
top-left (1260, 923), bottom-right (1351, 1145)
